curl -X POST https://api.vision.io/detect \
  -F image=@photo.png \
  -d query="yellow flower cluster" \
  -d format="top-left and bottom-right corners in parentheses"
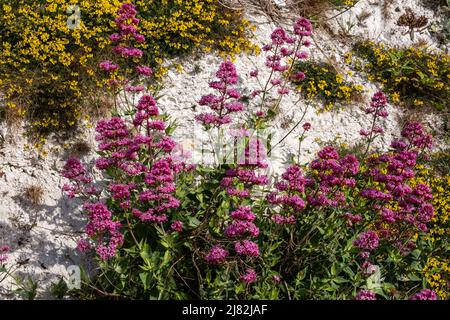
top-left (411, 158), bottom-right (450, 299)
top-left (329, 0), bottom-right (358, 7)
top-left (337, 0), bottom-right (357, 6)
top-left (292, 61), bottom-right (364, 113)
top-left (352, 41), bottom-right (450, 111)
top-left (0, 0), bottom-right (123, 149)
top-left (0, 0), bottom-right (257, 150)
top-left (136, 0), bottom-right (259, 60)
top-left (412, 164), bottom-right (450, 245)
top-left (423, 257), bottom-right (450, 300)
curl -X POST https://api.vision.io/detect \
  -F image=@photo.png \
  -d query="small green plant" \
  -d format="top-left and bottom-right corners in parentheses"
top-left (291, 61), bottom-right (363, 112)
top-left (421, 0), bottom-right (450, 12)
top-left (50, 278), bottom-right (69, 299)
top-left (430, 19), bottom-right (450, 45)
top-left (13, 275), bottom-right (38, 300)
top-left (353, 41), bottom-right (450, 111)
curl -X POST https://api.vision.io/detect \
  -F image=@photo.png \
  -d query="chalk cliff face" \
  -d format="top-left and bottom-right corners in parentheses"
top-left (0, 0), bottom-right (447, 298)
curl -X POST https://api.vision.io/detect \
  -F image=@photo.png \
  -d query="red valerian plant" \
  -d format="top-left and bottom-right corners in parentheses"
top-left (61, 3), bottom-right (440, 300)
top-left (62, 2), bottom-right (192, 261)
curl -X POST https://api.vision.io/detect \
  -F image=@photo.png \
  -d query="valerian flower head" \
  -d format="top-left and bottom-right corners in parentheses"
top-left (205, 245), bottom-right (229, 265)
top-left (355, 290), bottom-right (376, 300)
top-left (410, 289), bottom-right (437, 300)
top-left (354, 231), bottom-right (380, 251)
top-left (240, 268), bottom-right (257, 284)
top-left (293, 17), bottom-right (313, 36)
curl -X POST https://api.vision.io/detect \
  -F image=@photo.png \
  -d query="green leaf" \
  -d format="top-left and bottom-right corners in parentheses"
top-left (343, 266), bottom-right (355, 278)
top-left (196, 193), bottom-right (204, 204)
top-left (333, 277), bottom-right (348, 284)
top-left (162, 250), bottom-right (172, 267)
top-left (296, 268), bottom-right (307, 282)
top-left (407, 273), bottom-right (422, 281)
top-left (331, 263), bottom-right (337, 276)
top-left (187, 216), bottom-right (201, 228)
top-left (139, 272), bottom-right (151, 290)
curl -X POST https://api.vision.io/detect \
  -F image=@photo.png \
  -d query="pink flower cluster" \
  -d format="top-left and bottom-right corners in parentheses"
top-left (224, 206), bottom-right (259, 239)
top-left (99, 60), bottom-right (119, 72)
top-left (353, 231), bottom-right (380, 251)
top-left (397, 122), bottom-right (433, 150)
top-left (201, 20), bottom-right (314, 284)
top-left (195, 61), bottom-right (244, 127)
top-left (206, 206), bottom-right (260, 275)
top-left (250, 17), bottom-right (312, 100)
top-left (204, 136), bottom-right (267, 282)
top-left (205, 245), bottom-right (229, 265)
top-left (132, 157), bottom-right (182, 223)
top-left (0, 245), bottom-right (10, 264)
top-left (94, 117), bottom-right (138, 173)
top-left (355, 289), bottom-right (376, 300)
top-left (267, 165), bottom-right (307, 225)
top-left (100, 2), bottom-right (152, 85)
top-left (343, 212), bottom-right (362, 227)
top-left (220, 138), bottom-right (269, 198)
top-left (234, 240), bottom-right (259, 257)
top-left (307, 148), bottom-right (359, 207)
top-left (110, 3), bottom-right (144, 59)
top-left (262, 17), bottom-right (312, 69)
top-left (133, 95), bottom-right (159, 127)
top-left (362, 122), bottom-right (434, 236)
top-left (360, 91), bottom-right (388, 139)
top-left (294, 17), bottom-right (313, 37)
top-left (171, 220), bottom-right (183, 232)
top-left (225, 206), bottom-right (260, 270)
top-left (409, 289), bottom-right (437, 300)
top-left (240, 268), bottom-right (257, 284)
top-left (109, 183), bottom-right (133, 201)
top-left (364, 91), bottom-right (389, 118)
top-left (82, 202), bottom-right (124, 260)
top-left (62, 3), bottom-right (192, 262)
top-left (61, 158), bottom-right (94, 198)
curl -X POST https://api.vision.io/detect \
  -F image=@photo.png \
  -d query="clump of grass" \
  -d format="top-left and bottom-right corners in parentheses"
top-left (429, 18), bottom-right (450, 45)
top-left (356, 9), bottom-right (372, 26)
top-left (69, 141), bottom-right (92, 158)
top-left (291, 60), bottom-right (364, 113)
top-left (290, 0), bottom-right (358, 19)
top-left (0, 103), bottom-right (23, 129)
top-left (420, 0), bottom-right (449, 12)
top-left (50, 278), bottom-right (69, 300)
top-left (352, 41), bottom-right (450, 111)
top-left (382, 0), bottom-right (395, 19)
top-left (23, 185), bottom-right (44, 205)
top-left (427, 149), bottom-right (450, 176)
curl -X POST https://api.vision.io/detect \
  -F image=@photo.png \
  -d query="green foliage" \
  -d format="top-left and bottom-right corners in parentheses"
top-left (50, 278), bottom-right (69, 299)
top-left (292, 60), bottom-right (363, 112)
top-left (13, 276), bottom-right (38, 300)
top-left (353, 41), bottom-right (450, 111)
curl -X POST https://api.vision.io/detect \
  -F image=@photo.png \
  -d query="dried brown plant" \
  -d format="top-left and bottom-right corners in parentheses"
top-left (24, 184), bottom-right (44, 205)
top-left (397, 8), bottom-right (429, 40)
